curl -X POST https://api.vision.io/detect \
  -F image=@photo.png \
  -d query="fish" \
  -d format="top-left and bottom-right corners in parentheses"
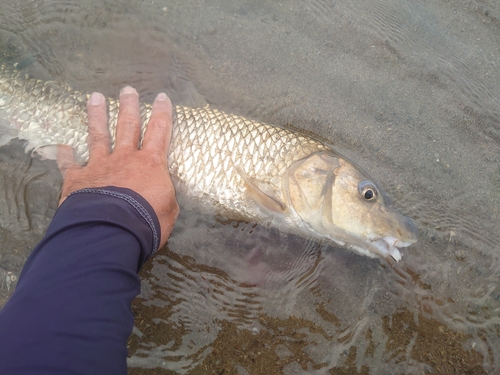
top-left (0, 62), bottom-right (417, 261)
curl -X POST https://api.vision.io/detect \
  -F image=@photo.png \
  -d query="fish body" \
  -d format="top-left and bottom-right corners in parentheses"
top-left (0, 63), bottom-right (417, 261)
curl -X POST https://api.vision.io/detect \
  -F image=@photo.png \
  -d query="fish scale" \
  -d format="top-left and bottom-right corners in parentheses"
top-left (0, 62), bottom-right (418, 261)
top-left (171, 105), bottom-right (327, 221)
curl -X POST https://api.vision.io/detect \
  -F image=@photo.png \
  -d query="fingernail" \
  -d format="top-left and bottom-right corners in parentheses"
top-left (120, 86), bottom-right (137, 96)
top-left (89, 92), bottom-right (104, 106)
top-left (156, 92), bottom-right (167, 102)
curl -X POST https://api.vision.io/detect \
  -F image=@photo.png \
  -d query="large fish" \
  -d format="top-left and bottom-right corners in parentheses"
top-left (0, 63), bottom-right (417, 261)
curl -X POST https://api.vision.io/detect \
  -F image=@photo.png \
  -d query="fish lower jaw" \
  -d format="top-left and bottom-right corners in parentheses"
top-left (370, 236), bottom-right (416, 262)
top-left (322, 232), bottom-right (407, 262)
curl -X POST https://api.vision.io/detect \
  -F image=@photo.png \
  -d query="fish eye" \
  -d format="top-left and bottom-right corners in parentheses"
top-left (358, 181), bottom-right (378, 201)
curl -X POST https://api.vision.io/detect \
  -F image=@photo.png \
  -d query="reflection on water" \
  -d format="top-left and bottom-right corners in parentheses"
top-left (0, 0), bottom-right (499, 373)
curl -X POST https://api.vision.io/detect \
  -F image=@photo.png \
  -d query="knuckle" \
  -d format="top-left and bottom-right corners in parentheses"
top-left (120, 113), bottom-right (139, 126)
top-left (89, 134), bottom-right (110, 149)
top-left (90, 133), bottom-right (108, 143)
top-left (151, 116), bottom-right (168, 128)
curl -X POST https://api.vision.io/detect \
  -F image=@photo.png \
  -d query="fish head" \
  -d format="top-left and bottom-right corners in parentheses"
top-left (284, 151), bottom-right (417, 261)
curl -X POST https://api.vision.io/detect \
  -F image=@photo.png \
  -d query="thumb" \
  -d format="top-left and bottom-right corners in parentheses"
top-left (56, 145), bottom-right (79, 178)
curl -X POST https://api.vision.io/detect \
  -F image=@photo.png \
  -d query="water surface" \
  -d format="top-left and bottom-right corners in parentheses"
top-left (0, 0), bottom-right (499, 373)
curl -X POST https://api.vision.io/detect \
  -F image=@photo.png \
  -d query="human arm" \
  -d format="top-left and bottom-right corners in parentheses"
top-left (0, 87), bottom-right (178, 374)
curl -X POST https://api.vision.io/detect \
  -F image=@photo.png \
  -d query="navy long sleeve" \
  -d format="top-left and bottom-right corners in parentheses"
top-left (0, 187), bottom-right (161, 375)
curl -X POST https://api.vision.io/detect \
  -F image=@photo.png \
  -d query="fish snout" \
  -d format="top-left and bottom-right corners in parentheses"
top-left (397, 215), bottom-right (418, 245)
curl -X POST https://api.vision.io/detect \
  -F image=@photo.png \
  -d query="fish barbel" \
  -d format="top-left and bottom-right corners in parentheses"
top-left (0, 63), bottom-right (417, 261)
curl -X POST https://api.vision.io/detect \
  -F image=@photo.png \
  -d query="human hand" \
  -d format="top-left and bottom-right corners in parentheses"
top-left (56, 86), bottom-right (179, 247)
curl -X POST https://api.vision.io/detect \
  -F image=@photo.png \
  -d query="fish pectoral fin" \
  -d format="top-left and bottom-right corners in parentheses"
top-left (31, 144), bottom-right (83, 166)
top-left (321, 171), bottom-right (335, 224)
top-left (235, 166), bottom-right (286, 213)
top-left (31, 144), bottom-right (60, 160)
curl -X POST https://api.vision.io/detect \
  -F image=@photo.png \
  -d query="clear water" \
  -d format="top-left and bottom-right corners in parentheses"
top-left (0, 0), bottom-right (499, 373)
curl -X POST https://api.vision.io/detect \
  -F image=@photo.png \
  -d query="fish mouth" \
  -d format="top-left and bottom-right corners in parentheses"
top-left (370, 236), bottom-right (417, 262)
top-left (368, 215), bottom-right (419, 261)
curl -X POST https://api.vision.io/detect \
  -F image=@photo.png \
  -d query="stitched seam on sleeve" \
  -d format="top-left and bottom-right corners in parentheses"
top-left (68, 188), bottom-right (159, 252)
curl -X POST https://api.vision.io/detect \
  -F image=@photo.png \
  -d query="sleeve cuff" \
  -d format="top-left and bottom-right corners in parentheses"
top-left (53, 186), bottom-right (161, 268)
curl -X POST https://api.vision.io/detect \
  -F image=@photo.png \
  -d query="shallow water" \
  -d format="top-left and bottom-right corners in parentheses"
top-left (0, 0), bottom-right (499, 374)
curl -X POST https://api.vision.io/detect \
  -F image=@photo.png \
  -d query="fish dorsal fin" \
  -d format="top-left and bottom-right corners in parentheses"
top-left (235, 166), bottom-right (286, 213)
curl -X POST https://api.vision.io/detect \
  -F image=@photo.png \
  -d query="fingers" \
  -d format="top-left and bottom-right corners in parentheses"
top-left (115, 86), bottom-right (141, 151)
top-left (142, 93), bottom-right (173, 154)
top-left (87, 88), bottom-right (172, 159)
top-left (87, 92), bottom-right (111, 161)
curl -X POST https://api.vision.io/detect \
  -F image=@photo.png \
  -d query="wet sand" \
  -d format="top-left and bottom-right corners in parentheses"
top-left (0, 0), bottom-right (499, 373)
